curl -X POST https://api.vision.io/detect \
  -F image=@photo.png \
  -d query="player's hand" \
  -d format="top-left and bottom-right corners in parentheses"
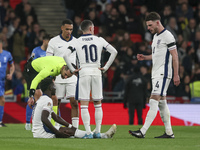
top-left (99, 67), bottom-right (105, 71)
top-left (173, 75), bottom-right (180, 86)
top-left (27, 97), bottom-right (35, 109)
top-left (73, 68), bottom-right (81, 76)
top-left (99, 67), bottom-right (107, 73)
top-left (137, 54), bottom-right (145, 60)
top-left (6, 74), bottom-right (12, 80)
top-left (56, 131), bottom-right (70, 138)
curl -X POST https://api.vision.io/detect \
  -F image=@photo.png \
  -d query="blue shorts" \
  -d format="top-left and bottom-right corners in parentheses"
top-left (0, 81), bottom-right (5, 96)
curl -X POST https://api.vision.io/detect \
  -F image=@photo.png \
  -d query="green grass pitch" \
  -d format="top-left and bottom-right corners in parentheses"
top-left (0, 124), bottom-right (199, 150)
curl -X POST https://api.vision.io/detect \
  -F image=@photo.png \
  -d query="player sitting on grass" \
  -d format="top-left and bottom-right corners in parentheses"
top-left (32, 77), bottom-right (116, 138)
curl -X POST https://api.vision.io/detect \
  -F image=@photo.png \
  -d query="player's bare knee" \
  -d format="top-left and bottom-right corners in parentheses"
top-left (0, 96), bottom-right (5, 105)
top-left (70, 98), bottom-right (78, 109)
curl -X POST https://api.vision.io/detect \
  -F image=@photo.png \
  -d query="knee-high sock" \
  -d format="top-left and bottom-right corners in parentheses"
top-left (94, 104), bottom-right (103, 133)
top-left (159, 100), bottom-right (173, 135)
top-left (0, 106), bottom-right (4, 122)
top-left (26, 104), bottom-right (32, 123)
top-left (81, 105), bottom-right (91, 134)
top-left (51, 106), bottom-right (58, 126)
top-left (141, 99), bottom-right (159, 135)
top-left (72, 117), bottom-right (79, 128)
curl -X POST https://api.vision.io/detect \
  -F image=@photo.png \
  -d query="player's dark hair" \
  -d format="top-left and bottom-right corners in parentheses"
top-left (145, 12), bottom-right (161, 21)
top-left (40, 77), bottom-right (53, 93)
top-left (80, 20), bottom-right (93, 32)
top-left (64, 65), bottom-right (69, 71)
top-left (62, 19), bottom-right (73, 26)
top-left (43, 34), bottom-right (53, 40)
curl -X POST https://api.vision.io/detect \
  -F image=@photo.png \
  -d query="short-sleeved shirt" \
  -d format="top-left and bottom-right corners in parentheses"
top-left (151, 29), bottom-right (176, 79)
top-left (32, 95), bottom-right (54, 137)
top-left (46, 34), bottom-right (77, 83)
top-left (31, 46), bottom-right (46, 59)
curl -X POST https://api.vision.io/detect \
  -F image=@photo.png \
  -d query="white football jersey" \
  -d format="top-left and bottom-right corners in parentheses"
top-left (32, 95), bottom-right (53, 135)
top-left (46, 35), bottom-right (77, 83)
top-left (151, 29), bottom-right (176, 79)
top-left (69, 34), bottom-right (111, 77)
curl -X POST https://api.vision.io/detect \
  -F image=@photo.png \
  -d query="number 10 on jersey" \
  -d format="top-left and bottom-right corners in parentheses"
top-left (82, 44), bottom-right (97, 63)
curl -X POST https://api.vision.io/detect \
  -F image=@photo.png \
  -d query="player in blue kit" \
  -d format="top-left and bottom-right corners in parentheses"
top-left (0, 39), bottom-right (15, 127)
top-left (25, 34), bottom-right (52, 130)
top-left (31, 34), bottom-right (53, 59)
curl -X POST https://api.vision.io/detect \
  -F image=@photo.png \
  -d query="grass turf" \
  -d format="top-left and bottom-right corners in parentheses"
top-left (0, 124), bottom-right (199, 150)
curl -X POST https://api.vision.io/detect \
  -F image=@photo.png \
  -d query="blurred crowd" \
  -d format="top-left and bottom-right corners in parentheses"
top-left (0, 0), bottom-right (200, 100)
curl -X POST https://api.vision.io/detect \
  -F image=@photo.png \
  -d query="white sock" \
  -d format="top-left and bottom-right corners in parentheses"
top-left (94, 104), bottom-right (103, 133)
top-left (159, 100), bottom-right (173, 135)
top-left (81, 105), bottom-right (91, 134)
top-left (74, 129), bottom-right (87, 138)
top-left (72, 117), bottom-right (79, 128)
top-left (141, 99), bottom-right (159, 135)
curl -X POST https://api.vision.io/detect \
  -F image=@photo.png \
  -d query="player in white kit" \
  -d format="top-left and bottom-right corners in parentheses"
top-left (32, 77), bottom-right (117, 138)
top-left (46, 19), bottom-right (79, 128)
top-left (129, 12), bottom-right (180, 138)
top-left (64, 20), bottom-right (118, 138)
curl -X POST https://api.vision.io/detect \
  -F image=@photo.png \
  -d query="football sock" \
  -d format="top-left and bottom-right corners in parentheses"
top-left (94, 104), bottom-right (103, 133)
top-left (81, 105), bottom-right (91, 134)
top-left (26, 104), bottom-right (32, 123)
top-left (51, 106), bottom-right (58, 126)
top-left (74, 129), bottom-right (87, 138)
top-left (159, 100), bottom-right (173, 135)
top-left (141, 99), bottom-right (159, 135)
top-left (0, 105), bottom-right (4, 122)
top-left (72, 117), bottom-right (79, 128)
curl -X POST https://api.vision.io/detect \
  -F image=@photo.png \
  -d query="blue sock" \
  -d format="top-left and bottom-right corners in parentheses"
top-left (26, 104), bottom-right (32, 123)
top-left (0, 105), bottom-right (4, 122)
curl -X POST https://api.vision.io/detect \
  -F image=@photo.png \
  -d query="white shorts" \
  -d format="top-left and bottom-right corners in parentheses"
top-left (55, 82), bottom-right (76, 99)
top-left (151, 77), bottom-right (171, 96)
top-left (76, 75), bottom-right (103, 101)
top-left (33, 131), bottom-right (55, 138)
top-left (32, 125), bottom-right (60, 138)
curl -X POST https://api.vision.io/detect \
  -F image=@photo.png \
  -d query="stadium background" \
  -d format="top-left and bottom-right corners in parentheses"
top-left (0, 0), bottom-right (200, 126)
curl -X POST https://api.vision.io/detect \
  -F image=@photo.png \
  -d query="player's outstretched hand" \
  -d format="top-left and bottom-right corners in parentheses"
top-left (27, 97), bottom-right (35, 109)
top-left (137, 54), bottom-right (144, 60)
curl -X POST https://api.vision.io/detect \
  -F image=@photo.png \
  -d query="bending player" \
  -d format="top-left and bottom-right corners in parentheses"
top-left (25, 34), bottom-right (53, 130)
top-left (32, 77), bottom-right (116, 138)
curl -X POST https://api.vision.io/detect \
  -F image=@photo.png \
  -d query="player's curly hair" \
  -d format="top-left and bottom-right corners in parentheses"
top-left (40, 77), bottom-right (53, 93)
top-left (145, 12), bottom-right (161, 22)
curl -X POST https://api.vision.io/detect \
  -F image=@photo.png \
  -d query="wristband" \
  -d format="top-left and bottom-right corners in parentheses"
top-left (29, 89), bottom-right (35, 97)
top-left (68, 124), bottom-right (72, 128)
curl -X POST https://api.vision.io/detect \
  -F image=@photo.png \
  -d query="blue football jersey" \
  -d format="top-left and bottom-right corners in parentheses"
top-left (0, 50), bottom-right (13, 80)
top-left (31, 46), bottom-right (46, 60)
